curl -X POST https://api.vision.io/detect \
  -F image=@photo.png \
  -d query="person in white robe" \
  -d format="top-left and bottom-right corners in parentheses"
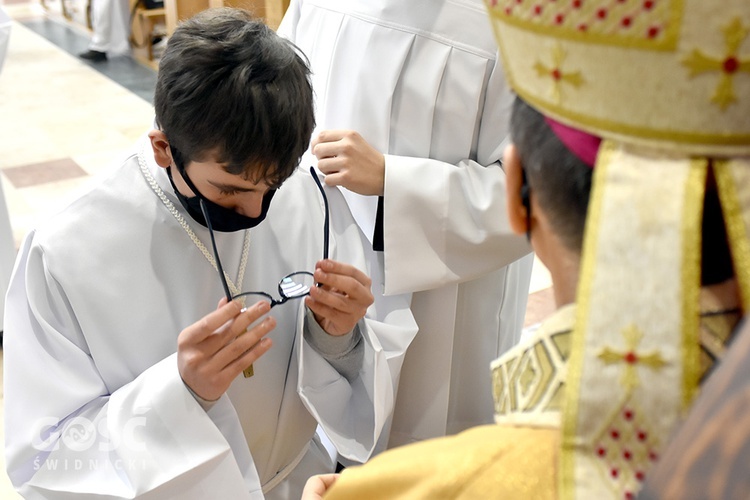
top-left (278, 0), bottom-right (534, 448)
top-left (3, 9), bottom-right (417, 499)
top-left (79, 0), bottom-right (130, 61)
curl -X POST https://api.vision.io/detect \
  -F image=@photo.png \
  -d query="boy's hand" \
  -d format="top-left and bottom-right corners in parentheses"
top-left (312, 129), bottom-right (386, 196)
top-left (301, 474), bottom-right (339, 500)
top-left (305, 259), bottom-right (374, 336)
top-left (178, 299), bottom-right (275, 401)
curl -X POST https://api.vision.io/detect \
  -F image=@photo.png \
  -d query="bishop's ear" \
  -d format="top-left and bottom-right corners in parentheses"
top-left (503, 143), bottom-right (530, 235)
top-left (147, 130), bottom-right (173, 169)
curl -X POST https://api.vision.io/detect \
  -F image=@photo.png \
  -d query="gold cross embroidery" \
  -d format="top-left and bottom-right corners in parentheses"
top-left (598, 324), bottom-right (667, 391)
top-left (682, 17), bottom-right (750, 110)
top-left (533, 44), bottom-right (584, 103)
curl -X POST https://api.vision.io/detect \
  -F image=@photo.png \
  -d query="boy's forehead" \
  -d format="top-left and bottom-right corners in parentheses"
top-left (199, 156), bottom-right (280, 189)
top-left (194, 148), bottom-right (274, 180)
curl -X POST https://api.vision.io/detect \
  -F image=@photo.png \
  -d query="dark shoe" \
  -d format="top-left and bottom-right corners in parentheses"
top-left (79, 49), bottom-right (107, 62)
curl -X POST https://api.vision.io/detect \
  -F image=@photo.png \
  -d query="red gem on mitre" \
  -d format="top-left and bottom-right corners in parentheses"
top-left (724, 57), bottom-right (740, 74)
top-left (551, 68), bottom-right (562, 80)
top-left (643, 0), bottom-right (655, 9)
top-left (572, 0), bottom-right (582, 8)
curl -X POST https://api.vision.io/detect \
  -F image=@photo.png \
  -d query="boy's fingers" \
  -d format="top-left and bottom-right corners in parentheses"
top-left (316, 260), bottom-right (371, 288)
top-left (184, 301), bottom-right (243, 342)
top-left (314, 129), bottom-right (348, 146)
top-left (222, 300), bottom-right (271, 340)
top-left (222, 336), bottom-right (274, 374)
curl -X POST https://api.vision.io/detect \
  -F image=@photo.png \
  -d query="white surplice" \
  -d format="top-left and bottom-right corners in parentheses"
top-left (279, 0), bottom-right (534, 447)
top-left (3, 137), bottom-right (417, 499)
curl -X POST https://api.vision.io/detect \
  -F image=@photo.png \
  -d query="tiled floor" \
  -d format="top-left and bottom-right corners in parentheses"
top-left (0, 1), bottom-right (157, 248)
top-left (0, 2), bottom-right (553, 497)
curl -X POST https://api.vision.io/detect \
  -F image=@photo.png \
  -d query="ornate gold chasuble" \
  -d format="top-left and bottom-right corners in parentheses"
top-left (490, 281), bottom-right (740, 500)
top-left (492, 304), bottom-right (576, 430)
top-left (322, 294), bottom-right (739, 499)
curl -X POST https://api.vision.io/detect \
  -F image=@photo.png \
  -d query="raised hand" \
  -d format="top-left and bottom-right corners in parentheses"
top-left (312, 129), bottom-right (386, 196)
top-left (178, 299), bottom-right (275, 401)
top-left (305, 259), bottom-right (374, 336)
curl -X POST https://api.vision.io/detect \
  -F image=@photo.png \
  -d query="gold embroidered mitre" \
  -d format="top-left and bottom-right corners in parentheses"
top-left (483, 1), bottom-right (750, 499)
top-left (485, 0), bottom-right (750, 154)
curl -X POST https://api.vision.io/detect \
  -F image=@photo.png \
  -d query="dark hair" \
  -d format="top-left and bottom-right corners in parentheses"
top-left (510, 96), bottom-right (733, 284)
top-left (154, 8), bottom-right (315, 187)
top-left (510, 97), bottom-right (592, 253)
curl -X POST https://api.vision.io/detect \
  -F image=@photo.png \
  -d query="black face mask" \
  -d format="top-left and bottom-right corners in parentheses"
top-left (166, 152), bottom-right (276, 233)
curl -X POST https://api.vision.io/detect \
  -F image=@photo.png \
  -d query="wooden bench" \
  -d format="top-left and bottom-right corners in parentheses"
top-left (130, 3), bottom-right (166, 61)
